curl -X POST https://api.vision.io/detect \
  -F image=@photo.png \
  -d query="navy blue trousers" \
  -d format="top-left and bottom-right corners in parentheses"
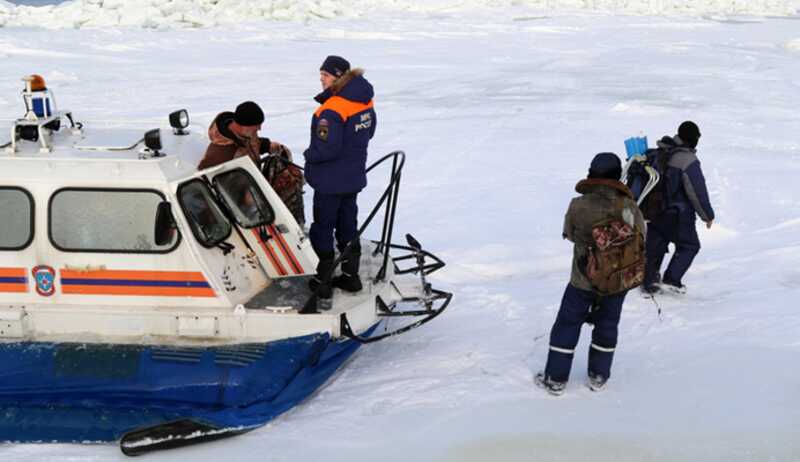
top-left (644, 211), bottom-right (700, 287)
top-left (544, 284), bottom-right (626, 383)
top-left (309, 192), bottom-right (358, 256)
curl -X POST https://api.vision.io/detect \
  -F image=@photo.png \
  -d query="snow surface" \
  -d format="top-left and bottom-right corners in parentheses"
top-left (1, 11), bottom-right (800, 462)
top-left (0, 0), bottom-right (799, 28)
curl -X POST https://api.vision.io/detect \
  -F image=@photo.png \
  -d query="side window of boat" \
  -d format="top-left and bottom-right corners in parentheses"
top-left (49, 188), bottom-right (180, 253)
top-left (177, 180), bottom-right (232, 248)
top-left (212, 169), bottom-right (275, 228)
top-left (0, 187), bottom-right (34, 250)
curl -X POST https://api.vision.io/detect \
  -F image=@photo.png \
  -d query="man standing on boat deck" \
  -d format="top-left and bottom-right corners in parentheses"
top-left (536, 153), bottom-right (646, 396)
top-left (198, 101), bottom-right (305, 225)
top-left (301, 55), bottom-right (377, 313)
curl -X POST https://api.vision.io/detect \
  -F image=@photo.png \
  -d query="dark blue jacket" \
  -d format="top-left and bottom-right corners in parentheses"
top-left (656, 136), bottom-right (715, 222)
top-left (303, 70), bottom-right (376, 194)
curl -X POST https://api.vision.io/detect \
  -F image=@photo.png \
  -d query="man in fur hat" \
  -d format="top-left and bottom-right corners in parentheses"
top-left (301, 55), bottom-right (377, 313)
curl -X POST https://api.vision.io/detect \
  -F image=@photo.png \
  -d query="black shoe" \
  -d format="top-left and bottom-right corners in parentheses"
top-left (661, 281), bottom-right (687, 295)
top-left (641, 284), bottom-right (661, 297)
top-left (298, 294), bottom-right (332, 314)
top-left (308, 274), bottom-right (333, 299)
top-left (587, 372), bottom-right (608, 392)
top-left (300, 250), bottom-right (337, 315)
top-left (333, 246), bottom-right (362, 293)
top-left (332, 273), bottom-right (362, 293)
top-left (298, 302), bottom-right (318, 314)
top-left (310, 276), bottom-right (332, 299)
top-left (534, 371), bottom-right (566, 396)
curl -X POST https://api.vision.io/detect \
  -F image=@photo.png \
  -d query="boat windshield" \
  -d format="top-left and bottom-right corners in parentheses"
top-left (177, 180), bottom-right (232, 248)
top-left (212, 169), bottom-right (275, 228)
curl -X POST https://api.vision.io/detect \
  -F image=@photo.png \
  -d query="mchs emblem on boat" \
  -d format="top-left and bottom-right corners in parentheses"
top-left (0, 75), bottom-right (452, 455)
top-left (31, 265), bottom-right (56, 297)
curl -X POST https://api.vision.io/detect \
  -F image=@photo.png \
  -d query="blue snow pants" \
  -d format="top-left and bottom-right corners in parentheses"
top-left (309, 192), bottom-right (359, 256)
top-left (644, 210), bottom-right (700, 287)
top-left (544, 284), bottom-right (627, 383)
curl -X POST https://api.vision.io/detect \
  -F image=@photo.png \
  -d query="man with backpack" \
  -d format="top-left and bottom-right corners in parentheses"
top-left (642, 121), bottom-right (714, 295)
top-left (536, 153), bottom-right (646, 396)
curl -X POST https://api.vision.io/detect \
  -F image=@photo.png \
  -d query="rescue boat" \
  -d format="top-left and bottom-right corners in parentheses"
top-left (0, 76), bottom-right (451, 455)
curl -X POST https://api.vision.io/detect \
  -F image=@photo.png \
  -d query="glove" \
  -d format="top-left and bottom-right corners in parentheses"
top-left (271, 143), bottom-right (293, 161)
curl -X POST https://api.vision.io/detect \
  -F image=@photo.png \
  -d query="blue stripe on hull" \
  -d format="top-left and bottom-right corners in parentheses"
top-left (61, 278), bottom-right (211, 288)
top-left (0, 325), bottom-right (376, 442)
top-left (0, 277), bottom-right (26, 283)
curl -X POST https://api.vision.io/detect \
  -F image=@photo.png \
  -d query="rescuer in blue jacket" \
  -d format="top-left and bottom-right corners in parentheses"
top-left (643, 121), bottom-right (715, 294)
top-left (301, 55), bottom-right (377, 313)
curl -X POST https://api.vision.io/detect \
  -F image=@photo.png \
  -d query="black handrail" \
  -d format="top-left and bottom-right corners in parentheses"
top-left (302, 151), bottom-right (405, 311)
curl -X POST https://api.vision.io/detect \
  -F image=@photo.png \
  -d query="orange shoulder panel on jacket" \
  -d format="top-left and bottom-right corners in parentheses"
top-left (315, 96), bottom-right (374, 121)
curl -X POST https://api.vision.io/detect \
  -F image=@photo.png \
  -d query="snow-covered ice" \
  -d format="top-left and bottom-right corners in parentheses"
top-left (1, 8), bottom-right (799, 462)
top-left (0, 0), bottom-right (799, 28)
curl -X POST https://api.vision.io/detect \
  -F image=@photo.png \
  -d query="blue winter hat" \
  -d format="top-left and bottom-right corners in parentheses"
top-left (320, 55), bottom-right (350, 78)
top-left (588, 152), bottom-right (622, 179)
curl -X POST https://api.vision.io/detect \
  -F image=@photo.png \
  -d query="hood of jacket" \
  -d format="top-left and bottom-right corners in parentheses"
top-left (575, 178), bottom-right (634, 199)
top-left (208, 111), bottom-right (246, 147)
top-left (314, 68), bottom-right (374, 105)
top-left (657, 134), bottom-right (696, 155)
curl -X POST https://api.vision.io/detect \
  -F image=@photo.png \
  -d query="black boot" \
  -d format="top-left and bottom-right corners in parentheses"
top-left (300, 252), bottom-right (334, 314)
top-left (332, 248), bottom-right (362, 293)
top-left (312, 253), bottom-right (335, 300)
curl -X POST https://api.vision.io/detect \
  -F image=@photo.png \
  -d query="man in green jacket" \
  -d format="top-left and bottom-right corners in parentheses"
top-left (536, 153), bottom-right (646, 396)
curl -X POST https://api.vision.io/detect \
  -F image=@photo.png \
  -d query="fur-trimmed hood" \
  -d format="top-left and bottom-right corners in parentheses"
top-left (198, 111), bottom-right (262, 169)
top-left (208, 111), bottom-right (243, 147)
top-left (575, 178), bottom-right (633, 199)
top-left (331, 68), bottom-right (363, 94)
top-left (314, 68), bottom-right (374, 105)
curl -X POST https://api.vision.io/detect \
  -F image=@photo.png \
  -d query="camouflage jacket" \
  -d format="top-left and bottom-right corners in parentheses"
top-left (563, 179), bottom-right (646, 292)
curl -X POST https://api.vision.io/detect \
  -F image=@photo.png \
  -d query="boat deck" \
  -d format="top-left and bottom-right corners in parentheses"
top-left (245, 241), bottom-right (389, 316)
top-left (246, 275), bottom-right (315, 310)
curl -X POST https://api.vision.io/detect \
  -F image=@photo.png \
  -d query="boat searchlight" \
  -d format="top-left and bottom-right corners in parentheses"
top-left (169, 109), bottom-right (189, 135)
top-left (144, 128), bottom-right (163, 157)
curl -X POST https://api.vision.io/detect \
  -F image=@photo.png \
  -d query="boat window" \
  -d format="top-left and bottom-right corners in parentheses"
top-left (0, 187), bottom-right (34, 250)
top-left (49, 188), bottom-right (179, 253)
top-left (177, 180), bottom-right (232, 248)
top-left (212, 169), bottom-right (275, 228)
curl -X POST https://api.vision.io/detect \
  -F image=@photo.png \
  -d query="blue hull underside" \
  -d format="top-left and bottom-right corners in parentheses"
top-left (0, 328), bottom-right (372, 442)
